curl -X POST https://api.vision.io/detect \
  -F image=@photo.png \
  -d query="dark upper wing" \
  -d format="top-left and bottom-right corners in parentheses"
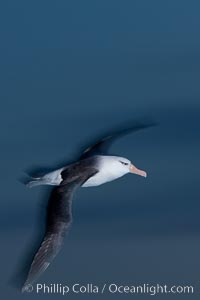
top-left (79, 120), bottom-right (157, 159)
top-left (22, 167), bottom-right (97, 291)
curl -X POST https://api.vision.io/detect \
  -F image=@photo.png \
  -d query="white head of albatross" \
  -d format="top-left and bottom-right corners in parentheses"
top-left (118, 156), bottom-right (147, 177)
top-left (82, 155), bottom-right (147, 187)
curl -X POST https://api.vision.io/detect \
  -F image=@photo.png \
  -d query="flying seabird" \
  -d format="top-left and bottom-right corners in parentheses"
top-left (21, 121), bottom-right (155, 292)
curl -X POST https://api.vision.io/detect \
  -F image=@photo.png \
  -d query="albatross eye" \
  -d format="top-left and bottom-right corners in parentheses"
top-left (119, 161), bottom-right (128, 166)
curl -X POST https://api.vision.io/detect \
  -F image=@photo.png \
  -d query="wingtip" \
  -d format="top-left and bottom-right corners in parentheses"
top-left (21, 285), bottom-right (26, 293)
top-left (135, 119), bottom-right (159, 129)
top-left (21, 278), bottom-right (36, 293)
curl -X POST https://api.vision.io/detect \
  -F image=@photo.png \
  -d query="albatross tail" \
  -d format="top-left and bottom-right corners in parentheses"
top-left (26, 177), bottom-right (46, 188)
top-left (25, 168), bottom-right (64, 188)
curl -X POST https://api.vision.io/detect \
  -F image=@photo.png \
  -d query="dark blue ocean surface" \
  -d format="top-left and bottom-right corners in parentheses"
top-left (1, 1), bottom-right (200, 299)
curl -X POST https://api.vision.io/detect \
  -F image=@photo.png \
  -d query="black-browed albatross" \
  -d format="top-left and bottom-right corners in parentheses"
top-left (22, 121), bottom-right (155, 291)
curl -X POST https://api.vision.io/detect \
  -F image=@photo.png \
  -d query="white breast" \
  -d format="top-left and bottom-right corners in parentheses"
top-left (82, 170), bottom-right (118, 187)
top-left (82, 155), bottom-right (128, 187)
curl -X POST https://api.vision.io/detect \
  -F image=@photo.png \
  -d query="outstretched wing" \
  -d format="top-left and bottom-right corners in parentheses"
top-left (80, 120), bottom-right (157, 159)
top-left (22, 167), bottom-right (97, 291)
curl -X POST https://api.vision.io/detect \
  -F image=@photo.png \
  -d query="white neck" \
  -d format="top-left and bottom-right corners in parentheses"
top-left (82, 155), bottom-right (130, 187)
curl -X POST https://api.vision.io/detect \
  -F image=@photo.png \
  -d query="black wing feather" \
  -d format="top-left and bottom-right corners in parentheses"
top-left (80, 120), bottom-right (157, 159)
top-left (22, 167), bottom-right (97, 291)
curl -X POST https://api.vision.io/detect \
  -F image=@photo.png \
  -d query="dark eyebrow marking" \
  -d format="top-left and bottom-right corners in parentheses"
top-left (119, 160), bottom-right (128, 166)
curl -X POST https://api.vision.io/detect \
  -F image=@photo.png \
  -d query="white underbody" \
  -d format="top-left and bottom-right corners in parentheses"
top-left (42, 168), bottom-right (64, 185)
top-left (28, 156), bottom-right (131, 188)
top-left (82, 170), bottom-right (121, 187)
